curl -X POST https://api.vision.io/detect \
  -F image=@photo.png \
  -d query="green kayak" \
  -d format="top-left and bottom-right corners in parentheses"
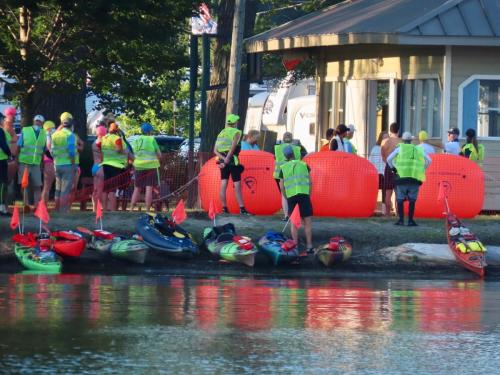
top-left (14, 244), bottom-right (62, 273)
top-left (203, 223), bottom-right (257, 267)
top-left (110, 239), bottom-right (148, 264)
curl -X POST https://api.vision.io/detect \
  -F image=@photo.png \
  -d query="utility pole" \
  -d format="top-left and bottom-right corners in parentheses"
top-left (225, 0), bottom-right (246, 117)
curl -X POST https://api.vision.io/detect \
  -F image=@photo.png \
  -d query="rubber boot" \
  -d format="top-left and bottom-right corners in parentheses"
top-left (394, 200), bottom-right (404, 225)
top-left (408, 200), bottom-right (418, 226)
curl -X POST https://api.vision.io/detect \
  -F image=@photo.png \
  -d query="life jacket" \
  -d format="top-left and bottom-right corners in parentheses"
top-left (0, 129), bottom-right (11, 161)
top-left (273, 143), bottom-right (301, 178)
top-left (215, 127), bottom-right (242, 165)
top-left (328, 236), bottom-right (347, 251)
top-left (101, 133), bottom-right (127, 169)
top-left (280, 160), bottom-right (310, 198)
top-left (51, 128), bottom-right (76, 166)
top-left (462, 143), bottom-right (485, 165)
top-left (233, 235), bottom-right (253, 250)
top-left (19, 126), bottom-right (46, 165)
top-left (132, 135), bottom-right (160, 170)
top-left (394, 143), bottom-right (426, 182)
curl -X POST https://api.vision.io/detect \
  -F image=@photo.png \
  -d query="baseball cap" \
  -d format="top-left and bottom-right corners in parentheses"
top-left (418, 130), bottom-right (428, 141)
top-left (402, 131), bottom-right (413, 141)
top-left (60, 112), bottom-right (73, 123)
top-left (141, 122), bottom-right (154, 133)
top-left (283, 145), bottom-right (295, 158)
top-left (283, 131), bottom-right (293, 142)
top-left (226, 114), bottom-right (240, 124)
top-left (447, 127), bottom-right (460, 136)
top-left (348, 124), bottom-right (356, 132)
top-left (33, 114), bottom-right (45, 123)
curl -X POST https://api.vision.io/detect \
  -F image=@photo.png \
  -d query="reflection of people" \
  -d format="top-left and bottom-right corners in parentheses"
top-left (387, 132), bottom-right (431, 226)
top-left (461, 128), bottom-right (485, 166)
top-left (214, 114), bottom-right (250, 215)
top-left (191, 2), bottom-right (217, 35)
top-left (279, 145), bottom-right (313, 256)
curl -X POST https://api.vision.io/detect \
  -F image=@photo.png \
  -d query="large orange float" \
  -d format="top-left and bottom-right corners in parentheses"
top-left (198, 150), bottom-right (281, 215)
top-left (304, 152), bottom-right (378, 217)
top-left (414, 154), bottom-right (484, 218)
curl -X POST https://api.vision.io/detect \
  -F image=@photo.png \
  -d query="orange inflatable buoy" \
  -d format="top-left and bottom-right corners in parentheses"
top-left (198, 150), bottom-right (281, 215)
top-left (414, 154), bottom-right (484, 218)
top-left (304, 152), bottom-right (378, 217)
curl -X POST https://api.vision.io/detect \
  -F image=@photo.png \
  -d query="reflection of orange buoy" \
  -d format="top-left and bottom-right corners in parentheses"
top-left (415, 155), bottom-right (484, 218)
top-left (199, 151), bottom-right (281, 215)
top-left (304, 152), bottom-right (378, 217)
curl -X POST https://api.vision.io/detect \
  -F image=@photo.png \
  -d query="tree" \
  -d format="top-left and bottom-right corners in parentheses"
top-left (0, 0), bottom-right (193, 137)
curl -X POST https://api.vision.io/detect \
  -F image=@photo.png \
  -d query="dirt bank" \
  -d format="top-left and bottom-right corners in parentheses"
top-left (1, 212), bottom-right (500, 278)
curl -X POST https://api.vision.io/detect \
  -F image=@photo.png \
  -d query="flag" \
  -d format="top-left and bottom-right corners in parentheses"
top-left (208, 199), bottom-right (218, 220)
top-left (10, 205), bottom-right (19, 230)
top-left (34, 199), bottom-right (50, 224)
top-left (21, 167), bottom-right (29, 189)
top-left (95, 199), bottom-right (103, 223)
top-left (172, 199), bottom-right (187, 224)
top-left (289, 204), bottom-right (302, 229)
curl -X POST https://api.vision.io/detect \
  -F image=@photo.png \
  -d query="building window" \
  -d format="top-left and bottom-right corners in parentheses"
top-left (402, 79), bottom-right (442, 137)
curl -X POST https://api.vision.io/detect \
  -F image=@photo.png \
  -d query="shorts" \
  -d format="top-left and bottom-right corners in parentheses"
top-left (0, 159), bottom-right (7, 184)
top-left (287, 193), bottom-right (313, 218)
top-left (134, 169), bottom-right (159, 188)
top-left (103, 164), bottom-right (127, 191)
top-left (395, 184), bottom-right (420, 202)
top-left (383, 164), bottom-right (395, 190)
top-left (220, 164), bottom-right (243, 182)
top-left (18, 163), bottom-right (42, 187)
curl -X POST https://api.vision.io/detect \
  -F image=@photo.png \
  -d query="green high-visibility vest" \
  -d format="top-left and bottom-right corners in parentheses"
top-left (280, 160), bottom-right (310, 198)
top-left (273, 143), bottom-right (301, 178)
top-left (462, 143), bottom-right (485, 164)
top-left (132, 135), bottom-right (160, 170)
top-left (215, 126), bottom-right (241, 165)
top-left (51, 128), bottom-right (75, 166)
top-left (0, 129), bottom-right (11, 161)
top-left (101, 133), bottom-right (127, 169)
top-left (394, 143), bottom-right (426, 182)
top-left (19, 126), bottom-right (46, 165)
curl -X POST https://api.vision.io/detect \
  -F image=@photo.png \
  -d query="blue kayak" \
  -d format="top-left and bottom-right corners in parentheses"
top-left (258, 231), bottom-right (299, 266)
top-left (136, 214), bottom-right (198, 258)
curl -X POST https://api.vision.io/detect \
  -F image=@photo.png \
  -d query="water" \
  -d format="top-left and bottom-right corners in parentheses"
top-left (1, 274), bottom-right (500, 374)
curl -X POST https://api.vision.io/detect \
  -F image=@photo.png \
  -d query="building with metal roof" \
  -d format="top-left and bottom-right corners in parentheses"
top-left (245, 0), bottom-right (500, 210)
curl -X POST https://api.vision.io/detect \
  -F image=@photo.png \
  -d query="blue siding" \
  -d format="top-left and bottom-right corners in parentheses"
top-left (462, 80), bottom-right (479, 132)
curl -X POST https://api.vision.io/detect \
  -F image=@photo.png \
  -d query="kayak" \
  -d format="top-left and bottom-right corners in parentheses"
top-left (14, 244), bottom-right (62, 273)
top-left (258, 231), bottom-right (299, 266)
top-left (51, 231), bottom-right (86, 257)
top-left (203, 223), bottom-right (257, 267)
top-left (82, 229), bottom-right (148, 264)
top-left (446, 212), bottom-right (487, 278)
top-left (315, 236), bottom-right (352, 267)
top-left (136, 214), bottom-right (198, 259)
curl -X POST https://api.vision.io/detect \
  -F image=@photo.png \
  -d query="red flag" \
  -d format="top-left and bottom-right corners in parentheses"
top-left (208, 199), bottom-right (218, 220)
top-left (21, 167), bottom-right (29, 189)
top-left (289, 204), bottom-right (302, 229)
top-left (172, 199), bottom-right (187, 224)
top-left (10, 205), bottom-right (19, 230)
top-left (95, 199), bottom-right (103, 223)
top-left (34, 199), bottom-right (50, 224)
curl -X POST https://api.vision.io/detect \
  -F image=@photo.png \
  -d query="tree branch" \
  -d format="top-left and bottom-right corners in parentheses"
top-left (0, 8), bottom-right (19, 44)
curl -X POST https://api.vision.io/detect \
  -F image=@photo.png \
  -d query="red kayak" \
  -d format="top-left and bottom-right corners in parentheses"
top-left (12, 231), bottom-right (86, 258)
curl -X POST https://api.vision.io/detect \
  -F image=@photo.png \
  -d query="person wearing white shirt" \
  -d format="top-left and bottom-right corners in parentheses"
top-left (444, 127), bottom-right (461, 155)
top-left (417, 130), bottom-right (435, 155)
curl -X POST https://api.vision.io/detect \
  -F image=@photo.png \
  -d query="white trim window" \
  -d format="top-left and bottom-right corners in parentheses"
top-left (459, 75), bottom-right (500, 138)
top-left (402, 79), bottom-right (442, 137)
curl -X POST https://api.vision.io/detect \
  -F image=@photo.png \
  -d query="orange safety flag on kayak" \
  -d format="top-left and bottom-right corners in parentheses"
top-left (208, 199), bottom-right (219, 220)
top-left (34, 199), bottom-right (50, 224)
top-left (172, 199), bottom-right (187, 224)
top-left (21, 167), bottom-right (29, 189)
top-left (290, 204), bottom-right (302, 229)
top-left (10, 205), bottom-right (19, 230)
top-left (95, 199), bottom-right (103, 223)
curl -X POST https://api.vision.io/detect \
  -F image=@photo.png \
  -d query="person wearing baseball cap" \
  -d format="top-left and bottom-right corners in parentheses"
top-left (214, 113), bottom-right (250, 215)
top-left (444, 127), bottom-right (461, 155)
top-left (344, 124), bottom-right (358, 154)
top-left (387, 132), bottom-right (431, 226)
top-left (130, 123), bottom-right (161, 212)
top-left (17, 114), bottom-right (48, 207)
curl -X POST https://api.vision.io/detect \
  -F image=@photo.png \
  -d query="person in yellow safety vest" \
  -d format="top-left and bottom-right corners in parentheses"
top-left (101, 122), bottom-right (132, 211)
top-left (214, 113), bottom-right (250, 215)
top-left (0, 113), bottom-right (13, 216)
top-left (130, 123), bottom-right (161, 212)
top-left (461, 128), bottom-right (485, 167)
top-left (17, 114), bottom-right (47, 207)
top-left (387, 131), bottom-right (431, 227)
top-left (279, 145), bottom-right (314, 256)
top-left (41, 120), bottom-right (57, 204)
top-left (344, 124), bottom-right (358, 154)
top-left (274, 131), bottom-right (301, 221)
top-left (50, 112), bottom-right (77, 213)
